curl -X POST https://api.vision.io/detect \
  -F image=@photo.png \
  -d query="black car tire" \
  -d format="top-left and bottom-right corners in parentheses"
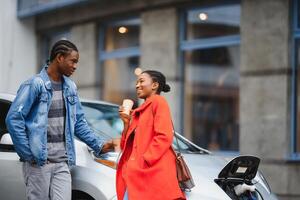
top-left (72, 190), bottom-right (95, 200)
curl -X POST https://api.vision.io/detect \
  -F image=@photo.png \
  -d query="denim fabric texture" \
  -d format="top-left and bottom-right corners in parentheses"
top-left (6, 66), bottom-right (105, 166)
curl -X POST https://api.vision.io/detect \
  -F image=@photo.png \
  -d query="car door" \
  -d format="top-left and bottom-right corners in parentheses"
top-left (0, 99), bottom-right (26, 200)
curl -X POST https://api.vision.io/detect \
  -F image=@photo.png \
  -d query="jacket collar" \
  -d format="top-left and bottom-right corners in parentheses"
top-left (132, 95), bottom-right (157, 115)
top-left (39, 65), bottom-right (69, 91)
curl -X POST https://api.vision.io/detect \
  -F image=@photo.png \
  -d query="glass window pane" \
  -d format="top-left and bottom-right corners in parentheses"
top-left (102, 56), bottom-right (139, 106)
top-left (186, 4), bottom-right (240, 40)
top-left (0, 101), bottom-right (10, 134)
top-left (298, 0), bottom-right (300, 29)
top-left (104, 19), bottom-right (140, 51)
top-left (82, 103), bottom-right (123, 140)
top-left (184, 45), bottom-right (240, 151)
top-left (297, 40), bottom-right (300, 153)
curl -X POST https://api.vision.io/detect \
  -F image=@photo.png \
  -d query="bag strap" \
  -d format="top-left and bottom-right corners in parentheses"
top-left (171, 120), bottom-right (182, 155)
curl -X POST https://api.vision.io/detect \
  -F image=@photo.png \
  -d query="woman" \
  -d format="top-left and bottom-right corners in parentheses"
top-left (116, 70), bottom-right (186, 200)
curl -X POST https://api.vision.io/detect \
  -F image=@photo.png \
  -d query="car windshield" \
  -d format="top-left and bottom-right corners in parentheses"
top-left (82, 102), bottom-right (206, 154)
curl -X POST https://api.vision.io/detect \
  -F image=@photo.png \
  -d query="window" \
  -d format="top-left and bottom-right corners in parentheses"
top-left (104, 18), bottom-right (140, 51)
top-left (292, 0), bottom-right (300, 157)
top-left (0, 101), bottom-right (10, 136)
top-left (297, 39), bottom-right (300, 153)
top-left (102, 56), bottom-right (139, 104)
top-left (180, 2), bottom-right (240, 152)
top-left (186, 4), bottom-right (240, 40)
top-left (99, 18), bottom-right (140, 106)
top-left (0, 100), bottom-right (15, 152)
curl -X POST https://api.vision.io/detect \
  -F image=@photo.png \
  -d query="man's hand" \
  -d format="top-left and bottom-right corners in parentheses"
top-left (100, 140), bottom-right (116, 154)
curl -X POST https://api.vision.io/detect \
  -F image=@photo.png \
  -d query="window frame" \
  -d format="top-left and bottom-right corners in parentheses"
top-left (98, 17), bottom-right (141, 100)
top-left (98, 17), bottom-right (141, 61)
top-left (179, 1), bottom-right (241, 153)
top-left (290, 0), bottom-right (300, 160)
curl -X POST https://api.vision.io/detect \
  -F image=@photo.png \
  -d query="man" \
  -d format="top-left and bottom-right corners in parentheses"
top-left (5, 40), bottom-right (114, 200)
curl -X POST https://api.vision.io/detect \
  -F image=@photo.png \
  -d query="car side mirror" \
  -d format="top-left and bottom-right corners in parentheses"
top-left (0, 133), bottom-right (15, 152)
top-left (0, 133), bottom-right (13, 145)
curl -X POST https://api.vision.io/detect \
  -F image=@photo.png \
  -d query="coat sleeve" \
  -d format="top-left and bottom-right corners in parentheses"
top-left (5, 80), bottom-right (38, 162)
top-left (142, 96), bottom-right (174, 166)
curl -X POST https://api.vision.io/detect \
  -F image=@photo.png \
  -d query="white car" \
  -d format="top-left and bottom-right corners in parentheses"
top-left (0, 93), bottom-right (278, 200)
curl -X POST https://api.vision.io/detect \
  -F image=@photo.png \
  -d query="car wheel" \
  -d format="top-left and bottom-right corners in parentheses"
top-left (72, 190), bottom-right (95, 200)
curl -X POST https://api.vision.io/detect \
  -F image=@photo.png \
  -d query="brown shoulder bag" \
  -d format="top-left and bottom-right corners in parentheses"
top-left (172, 125), bottom-right (195, 192)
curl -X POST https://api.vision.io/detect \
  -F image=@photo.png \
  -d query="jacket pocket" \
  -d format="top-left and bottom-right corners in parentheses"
top-left (38, 93), bottom-right (48, 114)
top-left (39, 93), bottom-right (48, 102)
top-left (67, 95), bottom-right (78, 122)
top-left (67, 95), bottom-right (78, 105)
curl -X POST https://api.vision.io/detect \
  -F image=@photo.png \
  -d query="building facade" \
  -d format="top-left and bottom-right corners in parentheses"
top-left (1, 0), bottom-right (300, 199)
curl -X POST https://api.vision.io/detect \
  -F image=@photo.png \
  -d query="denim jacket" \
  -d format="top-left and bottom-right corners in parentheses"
top-left (5, 67), bottom-right (105, 166)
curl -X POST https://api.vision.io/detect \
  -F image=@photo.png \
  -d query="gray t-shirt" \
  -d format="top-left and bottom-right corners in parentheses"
top-left (47, 80), bottom-right (68, 163)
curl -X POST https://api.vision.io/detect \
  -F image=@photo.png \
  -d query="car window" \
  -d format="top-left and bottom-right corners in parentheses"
top-left (82, 102), bottom-right (206, 154)
top-left (171, 135), bottom-right (201, 153)
top-left (0, 100), bottom-right (10, 134)
top-left (82, 102), bottom-right (124, 141)
top-left (0, 100), bottom-right (15, 152)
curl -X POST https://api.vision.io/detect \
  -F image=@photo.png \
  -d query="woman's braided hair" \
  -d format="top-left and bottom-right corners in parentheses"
top-left (142, 70), bottom-right (171, 94)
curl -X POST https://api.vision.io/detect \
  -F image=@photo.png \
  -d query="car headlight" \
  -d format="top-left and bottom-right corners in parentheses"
top-left (254, 171), bottom-right (272, 194)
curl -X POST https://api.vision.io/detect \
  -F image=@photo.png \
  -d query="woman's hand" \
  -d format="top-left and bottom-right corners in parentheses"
top-left (119, 106), bottom-right (132, 138)
top-left (119, 106), bottom-right (131, 125)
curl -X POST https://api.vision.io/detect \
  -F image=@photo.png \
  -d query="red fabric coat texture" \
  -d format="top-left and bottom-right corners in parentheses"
top-left (116, 95), bottom-right (185, 200)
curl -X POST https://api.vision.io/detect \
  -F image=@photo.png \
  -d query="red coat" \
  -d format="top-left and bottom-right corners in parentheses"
top-left (116, 95), bottom-right (186, 200)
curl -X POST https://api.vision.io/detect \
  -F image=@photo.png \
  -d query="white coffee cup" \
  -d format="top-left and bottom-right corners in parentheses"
top-left (122, 99), bottom-right (134, 115)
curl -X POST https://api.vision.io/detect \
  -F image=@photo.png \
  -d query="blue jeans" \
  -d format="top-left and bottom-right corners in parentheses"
top-left (123, 189), bottom-right (129, 200)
